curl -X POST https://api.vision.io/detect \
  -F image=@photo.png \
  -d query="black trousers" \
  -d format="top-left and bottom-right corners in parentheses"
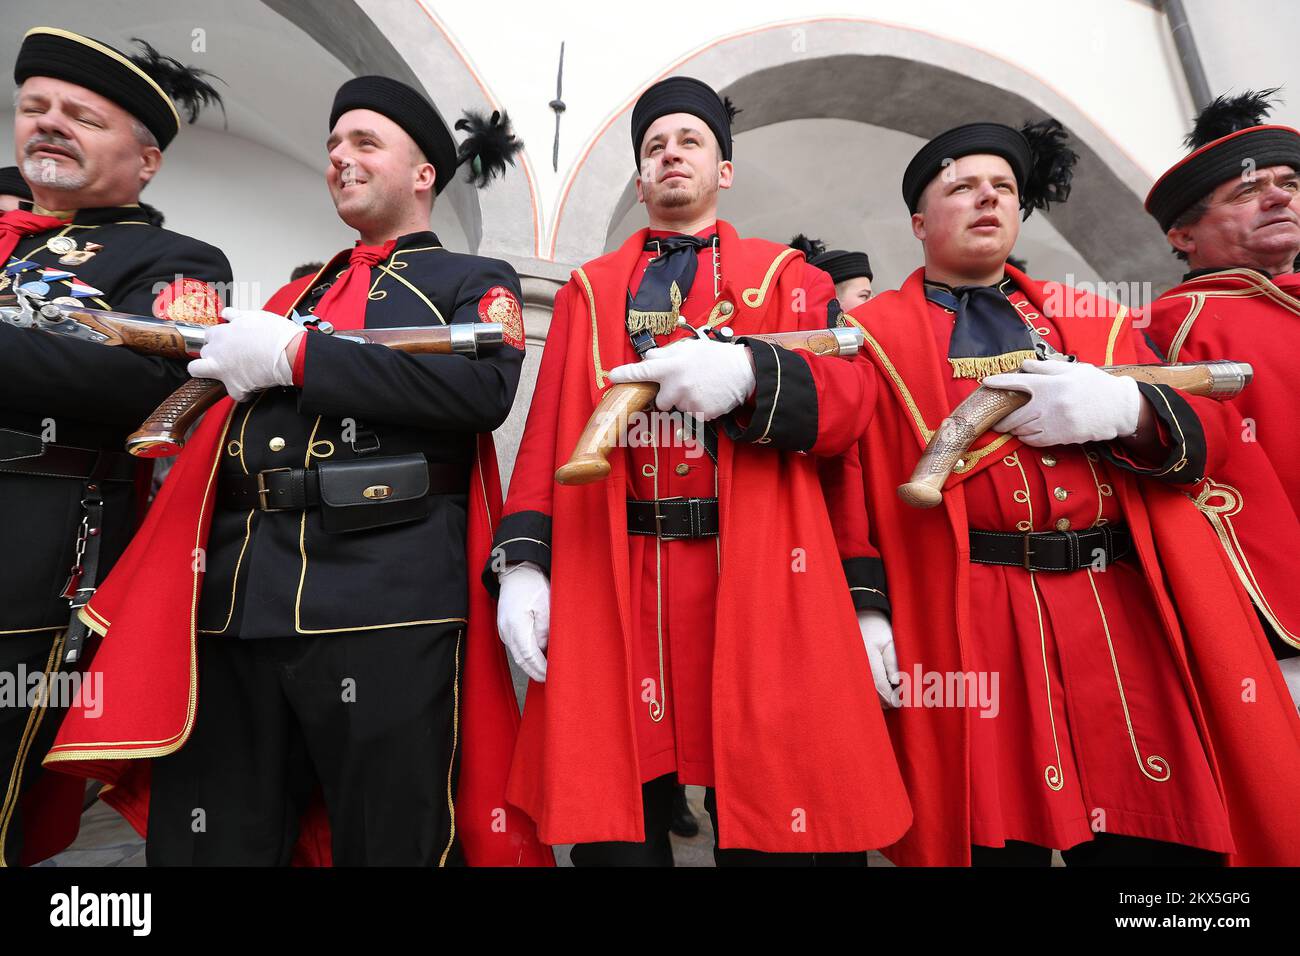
top-left (0, 629), bottom-right (70, 867)
top-left (571, 774), bottom-right (831, 867)
top-left (972, 834), bottom-right (1222, 867)
top-left (147, 623), bottom-right (463, 867)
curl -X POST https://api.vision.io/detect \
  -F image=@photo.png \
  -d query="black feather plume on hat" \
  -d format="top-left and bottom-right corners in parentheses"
top-left (455, 109), bottom-right (523, 188)
top-left (1185, 87), bottom-right (1282, 149)
top-left (128, 38), bottom-right (225, 125)
top-left (723, 96), bottom-right (741, 125)
top-left (1018, 118), bottom-right (1077, 218)
top-left (788, 234), bottom-right (826, 258)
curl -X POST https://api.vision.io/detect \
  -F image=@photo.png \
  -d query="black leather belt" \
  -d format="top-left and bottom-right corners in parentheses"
top-left (219, 462), bottom-right (468, 512)
top-left (627, 497), bottom-right (719, 539)
top-left (969, 525), bottom-right (1133, 572)
top-left (0, 428), bottom-right (137, 482)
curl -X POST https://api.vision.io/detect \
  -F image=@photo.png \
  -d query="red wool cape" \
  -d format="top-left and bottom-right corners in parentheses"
top-left (42, 274), bottom-right (551, 867)
top-left (505, 221), bottom-right (913, 852)
top-left (1145, 268), bottom-right (1300, 651)
top-left (842, 267), bottom-right (1300, 866)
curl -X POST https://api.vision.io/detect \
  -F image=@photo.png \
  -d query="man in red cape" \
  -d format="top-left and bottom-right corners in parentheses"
top-left (841, 119), bottom-right (1300, 866)
top-left (43, 77), bottom-right (550, 867)
top-left (487, 76), bottom-right (910, 865)
top-left (1143, 89), bottom-right (1300, 701)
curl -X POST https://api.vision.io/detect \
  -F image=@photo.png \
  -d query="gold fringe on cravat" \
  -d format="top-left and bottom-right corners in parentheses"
top-left (948, 349), bottom-right (1035, 380)
top-left (627, 281), bottom-right (683, 336)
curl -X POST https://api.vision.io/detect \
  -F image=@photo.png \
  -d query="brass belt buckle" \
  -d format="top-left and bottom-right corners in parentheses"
top-left (256, 467), bottom-right (294, 512)
top-left (1022, 532), bottom-right (1035, 571)
top-left (654, 496), bottom-right (684, 539)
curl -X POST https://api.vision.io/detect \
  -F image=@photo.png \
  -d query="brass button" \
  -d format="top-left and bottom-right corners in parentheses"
top-left (1053, 486), bottom-right (1068, 501)
top-left (675, 463), bottom-right (689, 476)
top-left (718, 301), bottom-right (734, 315)
top-left (268, 437), bottom-right (286, 452)
top-left (1055, 518), bottom-right (1071, 531)
top-left (1041, 454), bottom-right (1057, 467)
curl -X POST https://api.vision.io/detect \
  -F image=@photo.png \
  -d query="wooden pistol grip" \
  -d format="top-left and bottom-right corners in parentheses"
top-left (347, 328), bottom-right (455, 353)
top-left (68, 311), bottom-right (193, 358)
top-left (741, 329), bottom-right (847, 356)
top-left (554, 328), bottom-right (860, 486)
top-left (897, 387), bottom-right (1030, 508)
top-left (554, 381), bottom-right (660, 485)
top-left (897, 361), bottom-right (1252, 508)
top-left (1103, 364), bottom-right (1214, 394)
top-left (126, 378), bottom-right (228, 458)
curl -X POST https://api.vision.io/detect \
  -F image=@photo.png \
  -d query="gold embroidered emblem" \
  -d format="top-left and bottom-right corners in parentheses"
top-left (479, 285), bottom-right (525, 349)
top-left (153, 278), bottom-right (222, 325)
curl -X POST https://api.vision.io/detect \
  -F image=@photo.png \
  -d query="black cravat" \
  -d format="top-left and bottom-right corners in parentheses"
top-left (627, 234), bottom-right (716, 337)
top-left (925, 278), bottom-right (1036, 379)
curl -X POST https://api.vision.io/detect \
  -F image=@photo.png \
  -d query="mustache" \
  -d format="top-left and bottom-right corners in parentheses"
top-left (24, 133), bottom-right (84, 163)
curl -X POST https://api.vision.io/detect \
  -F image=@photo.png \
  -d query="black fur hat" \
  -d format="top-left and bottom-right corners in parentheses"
top-left (1146, 88), bottom-right (1300, 231)
top-left (15, 28), bottom-right (223, 149)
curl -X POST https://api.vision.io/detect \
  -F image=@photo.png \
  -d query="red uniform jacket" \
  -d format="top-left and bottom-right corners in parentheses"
top-left (495, 221), bottom-right (912, 851)
top-left (842, 267), bottom-right (1300, 865)
top-left (41, 275), bottom-right (551, 867)
top-left (1146, 268), bottom-right (1300, 651)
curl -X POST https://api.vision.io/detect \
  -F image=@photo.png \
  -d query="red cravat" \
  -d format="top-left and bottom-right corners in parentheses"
top-left (311, 240), bottom-right (396, 332)
top-left (0, 208), bottom-right (66, 263)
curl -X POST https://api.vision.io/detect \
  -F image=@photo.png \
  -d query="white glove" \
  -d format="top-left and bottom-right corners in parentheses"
top-left (606, 331), bottom-right (755, 421)
top-left (1279, 657), bottom-right (1300, 712)
top-left (859, 608), bottom-right (902, 709)
top-left (496, 561), bottom-right (550, 683)
top-left (187, 308), bottom-right (303, 403)
top-left (984, 359), bottom-right (1142, 447)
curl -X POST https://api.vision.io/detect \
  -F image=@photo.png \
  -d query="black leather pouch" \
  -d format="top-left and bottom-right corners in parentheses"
top-left (316, 453), bottom-right (431, 534)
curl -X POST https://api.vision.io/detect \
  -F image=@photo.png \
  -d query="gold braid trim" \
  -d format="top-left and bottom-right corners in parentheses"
top-left (1165, 295), bottom-right (1205, 363)
top-left (1103, 306), bottom-right (1129, 365)
top-left (742, 248), bottom-right (798, 308)
top-left (574, 268), bottom-right (606, 388)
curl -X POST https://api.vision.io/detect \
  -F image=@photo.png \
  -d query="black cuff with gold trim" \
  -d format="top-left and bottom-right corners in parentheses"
top-left (844, 556), bottom-right (890, 614)
top-left (722, 337), bottom-right (818, 451)
top-left (1099, 382), bottom-right (1206, 484)
top-left (482, 509), bottom-right (551, 599)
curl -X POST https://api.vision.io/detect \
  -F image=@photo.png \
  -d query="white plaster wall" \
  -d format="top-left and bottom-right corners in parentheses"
top-left (1185, 0), bottom-right (1300, 129)
top-left (432, 0), bottom-right (1197, 251)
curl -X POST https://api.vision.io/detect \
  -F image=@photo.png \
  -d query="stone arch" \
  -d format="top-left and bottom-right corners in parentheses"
top-left (275, 0), bottom-right (541, 259)
top-left (551, 18), bottom-right (1177, 285)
